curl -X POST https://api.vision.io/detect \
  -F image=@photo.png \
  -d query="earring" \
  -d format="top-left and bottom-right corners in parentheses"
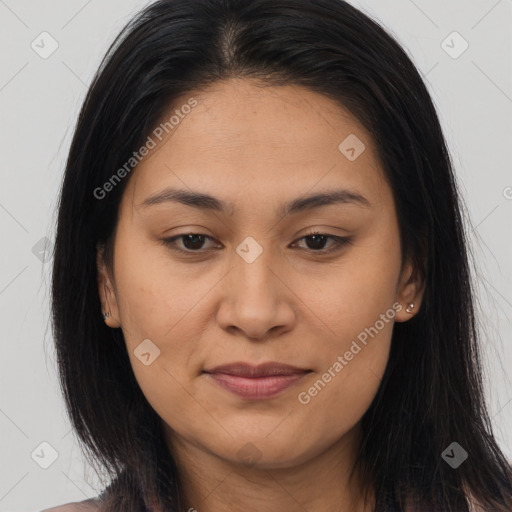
top-left (405, 303), bottom-right (415, 314)
top-left (103, 311), bottom-right (111, 320)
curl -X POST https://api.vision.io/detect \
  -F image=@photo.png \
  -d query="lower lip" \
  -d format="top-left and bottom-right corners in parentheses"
top-left (205, 372), bottom-right (308, 400)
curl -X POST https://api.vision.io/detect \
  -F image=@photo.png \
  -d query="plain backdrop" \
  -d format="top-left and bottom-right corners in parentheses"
top-left (0, 0), bottom-right (511, 510)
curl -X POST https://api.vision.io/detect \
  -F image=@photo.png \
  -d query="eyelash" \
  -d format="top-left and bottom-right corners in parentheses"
top-left (161, 231), bottom-right (353, 256)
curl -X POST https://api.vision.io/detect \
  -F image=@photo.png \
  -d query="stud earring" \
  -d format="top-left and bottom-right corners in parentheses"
top-left (405, 303), bottom-right (415, 314)
top-left (103, 311), bottom-right (111, 320)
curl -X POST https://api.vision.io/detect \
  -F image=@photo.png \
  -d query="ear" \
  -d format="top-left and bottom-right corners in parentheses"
top-left (96, 244), bottom-right (121, 328)
top-left (394, 259), bottom-right (425, 323)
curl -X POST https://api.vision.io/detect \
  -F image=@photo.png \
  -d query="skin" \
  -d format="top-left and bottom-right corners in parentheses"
top-left (97, 78), bottom-right (425, 512)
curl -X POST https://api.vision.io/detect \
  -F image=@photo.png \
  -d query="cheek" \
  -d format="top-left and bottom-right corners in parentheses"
top-left (293, 230), bottom-right (400, 423)
top-left (111, 236), bottom-right (204, 392)
top-left (113, 232), bottom-right (200, 338)
top-left (114, 261), bottom-right (204, 428)
top-left (294, 309), bottom-right (394, 448)
top-left (303, 231), bottom-right (401, 350)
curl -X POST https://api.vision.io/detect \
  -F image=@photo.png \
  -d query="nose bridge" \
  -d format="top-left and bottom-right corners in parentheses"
top-left (232, 238), bottom-right (278, 306)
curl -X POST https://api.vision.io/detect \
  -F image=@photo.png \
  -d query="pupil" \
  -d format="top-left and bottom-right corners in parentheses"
top-left (307, 234), bottom-right (326, 250)
top-left (183, 234), bottom-right (205, 250)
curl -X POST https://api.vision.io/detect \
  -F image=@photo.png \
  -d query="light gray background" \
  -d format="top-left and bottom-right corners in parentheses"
top-left (0, 0), bottom-right (511, 510)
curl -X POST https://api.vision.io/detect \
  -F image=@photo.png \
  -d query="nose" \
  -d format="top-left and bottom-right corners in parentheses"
top-left (215, 248), bottom-right (297, 341)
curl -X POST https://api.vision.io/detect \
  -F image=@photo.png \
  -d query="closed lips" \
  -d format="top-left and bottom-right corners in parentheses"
top-left (203, 362), bottom-right (311, 378)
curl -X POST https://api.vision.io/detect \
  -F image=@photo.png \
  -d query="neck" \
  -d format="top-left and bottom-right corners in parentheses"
top-left (162, 423), bottom-right (374, 512)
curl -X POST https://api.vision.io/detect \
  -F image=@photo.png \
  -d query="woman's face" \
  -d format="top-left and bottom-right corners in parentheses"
top-left (98, 78), bottom-right (423, 470)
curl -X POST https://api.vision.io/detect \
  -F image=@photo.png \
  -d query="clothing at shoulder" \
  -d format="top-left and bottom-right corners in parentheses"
top-left (40, 497), bottom-right (100, 512)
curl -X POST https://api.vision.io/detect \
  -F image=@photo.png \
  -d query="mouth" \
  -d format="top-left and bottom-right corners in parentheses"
top-left (203, 362), bottom-right (312, 400)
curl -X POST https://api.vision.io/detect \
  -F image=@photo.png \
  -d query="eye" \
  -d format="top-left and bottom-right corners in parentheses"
top-left (291, 231), bottom-right (353, 254)
top-left (161, 233), bottom-right (220, 254)
top-left (161, 231), bottom-right (353, 255)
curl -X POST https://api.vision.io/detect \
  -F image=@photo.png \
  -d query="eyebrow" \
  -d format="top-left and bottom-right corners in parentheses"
top-left (140, 187), bottom-right (371, 216)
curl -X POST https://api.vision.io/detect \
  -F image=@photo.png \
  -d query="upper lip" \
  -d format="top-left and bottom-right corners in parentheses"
top-left (204, 362), bottom-right (310, 378)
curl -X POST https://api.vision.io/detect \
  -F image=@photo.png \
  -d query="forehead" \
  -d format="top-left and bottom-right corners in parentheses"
top-left (123, 78), bottom-right (388, 211)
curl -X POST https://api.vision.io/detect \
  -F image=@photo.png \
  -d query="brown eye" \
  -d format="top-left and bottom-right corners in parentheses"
top-left (303, 234), bottom-right (330, 250)
top-left (161, 233), bottom-right (220, 253)
top-left (292, 232), bottom-right (353, 254)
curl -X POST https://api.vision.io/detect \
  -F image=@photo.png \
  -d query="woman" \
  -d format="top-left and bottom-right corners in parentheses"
top-left (47, 0), bottom-right (512, 511)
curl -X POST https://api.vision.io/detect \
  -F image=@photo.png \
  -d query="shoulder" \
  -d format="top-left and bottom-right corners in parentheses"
top-left (40, 498), bottom-right (100, 512)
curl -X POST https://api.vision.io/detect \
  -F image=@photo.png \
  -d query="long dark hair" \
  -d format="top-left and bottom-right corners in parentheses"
top-left (51, 0), bottom-right (512, 510)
